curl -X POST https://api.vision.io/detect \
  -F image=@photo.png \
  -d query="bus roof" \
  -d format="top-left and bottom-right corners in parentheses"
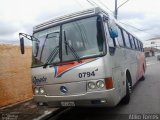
top-left (33, 7), bottom-right (108, 32)
top-left (33, 6), bottom-right (141, 42)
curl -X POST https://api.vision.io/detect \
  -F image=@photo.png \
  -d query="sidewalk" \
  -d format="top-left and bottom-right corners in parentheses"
top-left (0, 99), bottom-right (57, 120)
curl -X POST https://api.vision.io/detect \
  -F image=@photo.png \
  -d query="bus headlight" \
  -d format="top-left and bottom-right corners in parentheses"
top-left (34, 87), bottom-right (39, 95)
top-left (88, 82), bottom-right (96, 89)
top-left (39, 87), bottom-right (45, 94)
top-left (96, 80), bottom-right (104, 88)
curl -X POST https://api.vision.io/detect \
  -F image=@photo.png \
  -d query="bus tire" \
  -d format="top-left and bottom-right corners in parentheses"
top-left (140, 76), bottom-right (145, 81)
top-left (140, 65), bottom-right (145, 81)
top-left (121, 79), bottom-right (131, 105)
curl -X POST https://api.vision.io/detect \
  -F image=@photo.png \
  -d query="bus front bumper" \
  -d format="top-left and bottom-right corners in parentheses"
top-left (33, 88), bottom-right (119, 107)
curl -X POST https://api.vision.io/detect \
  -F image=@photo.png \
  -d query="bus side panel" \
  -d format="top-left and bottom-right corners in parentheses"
top-left (107, 47), bottom-right (127, 100)
top-left (112, 67), bottom-right (123, 102)
top-left (129, 50), bottom-right (138, 85)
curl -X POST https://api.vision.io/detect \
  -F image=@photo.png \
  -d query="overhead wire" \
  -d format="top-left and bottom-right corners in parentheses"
top-left (97, 0), bottom-right (160, 38)
top-left (119, 21), bottom-right (160, 37)
top-left (117, 0), bottom-right (130, 9)
top-left (85, 0), bottom-right (114, 15)
top-left (75, 0), bottom-right (84, 8)
top-left (85, 0), bottom-right (160, 40)
top-left (97, 0), bottom-right (114, 14)
top-left (89, 0), bottom-right (99, 7)
top-left (86, 0), bottom-right (97, 7)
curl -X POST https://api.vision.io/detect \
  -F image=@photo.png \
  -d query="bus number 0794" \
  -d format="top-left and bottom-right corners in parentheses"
top-left (78, 71), bottom-right (96, 78)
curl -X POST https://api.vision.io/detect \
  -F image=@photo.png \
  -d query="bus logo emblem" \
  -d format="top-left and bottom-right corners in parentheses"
top-left (60, 86), bottom-right (68, 94)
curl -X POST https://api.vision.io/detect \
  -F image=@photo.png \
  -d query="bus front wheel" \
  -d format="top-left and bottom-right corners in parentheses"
top-left (121, 79), bottom-right (132, 104)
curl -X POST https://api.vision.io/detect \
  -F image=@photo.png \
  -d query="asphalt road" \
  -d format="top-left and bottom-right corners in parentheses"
top-left (49, 57), bottom-right (160, 120)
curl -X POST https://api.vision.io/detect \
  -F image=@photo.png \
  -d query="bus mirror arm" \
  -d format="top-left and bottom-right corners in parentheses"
top-left (19, 33), bottom-right (40, 55)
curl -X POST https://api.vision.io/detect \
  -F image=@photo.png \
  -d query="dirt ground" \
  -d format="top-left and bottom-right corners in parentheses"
top-left (0, 44), bottom-right (33, 107)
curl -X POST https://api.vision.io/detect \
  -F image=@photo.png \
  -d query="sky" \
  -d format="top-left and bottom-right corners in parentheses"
top-left (0, 0), bottom-right (160, 47)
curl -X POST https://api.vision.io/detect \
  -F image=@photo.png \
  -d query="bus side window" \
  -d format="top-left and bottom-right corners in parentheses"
top-left (142, 42), bottom-right (144, 51)
top-left (139, 42), bottom-right (142, 51)
top-left (117, 27), bottom-right (125, 47)
top-left (137, 41), bottom-right (140, 51)
top-left (137, 40), bottom-right (140, 51)
top-left (135, 39), bottom-right (139, 50)
top-left (123, 30), bottom-right (131, 48)
top-left (140, 42), bottom-right (143, 52)
top-left (138, 41), bottom-right (141, 51)
top-left (133, 37), bottom-right (137, 49)
top-left (141, 42), bottom-right (144, 52)
top-left (129, 35), bottom-right (136, 49)
top-left (104, 22), bottom-right (115, 48)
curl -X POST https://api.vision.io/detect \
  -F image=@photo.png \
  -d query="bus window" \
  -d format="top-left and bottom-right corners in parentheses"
top-left (135, 39), bottom-right (140, 50)
top-left (129, 35), bottom-right (136, 49)
top-left (117, 27), bottom-right (125, 47)
top-left (138, 41), bottom-right (142, 51)
top-left (133, 37), bottom-right (137, 49)
top-left (141, 42), bottom-right (144, 51)
top-left (140, 42), bottom-right (142, 51)
top-left (137, 41), bottom-right (139, 51)
top-left (104, 22), bottom-right (115, 47)
top-left (140, 42), bottom-right (143, 51)
top-left (123, 30), bottom-right (131, 48)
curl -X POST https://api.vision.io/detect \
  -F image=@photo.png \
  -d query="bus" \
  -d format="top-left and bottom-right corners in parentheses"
top-left (19, 7), bottom-right (146, 107)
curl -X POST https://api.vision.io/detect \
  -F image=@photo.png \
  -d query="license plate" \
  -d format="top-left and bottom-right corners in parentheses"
top-left (61, 101), bottom-right (75, 106)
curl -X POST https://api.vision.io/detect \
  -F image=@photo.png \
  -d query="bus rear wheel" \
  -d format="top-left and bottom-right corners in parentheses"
top-left (121, 79), bottom-right (132, 105)
top-left (140, 65), bottom-right (145, 81)
top-left (140, 76), bottom-right (145, 81)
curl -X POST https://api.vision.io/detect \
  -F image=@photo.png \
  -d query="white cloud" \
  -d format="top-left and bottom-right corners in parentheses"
top-left (0, 0), bottom-right (160, 45)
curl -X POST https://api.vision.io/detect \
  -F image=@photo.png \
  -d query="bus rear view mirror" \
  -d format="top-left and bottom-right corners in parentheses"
top-left (19, 33), bottom-right (40, 55)
top-left (20, 37), bottom-right (25, 54)
top-left (108, 19), bottom-right (118, 39)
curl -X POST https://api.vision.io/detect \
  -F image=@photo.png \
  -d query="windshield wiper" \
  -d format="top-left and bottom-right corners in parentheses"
top-left (40, 31), bottom-right (60, 61)
top-left (63, 31), bottom-right (81, 63)
top-left (40, 34), bottom-right (49, 61)
top-left (43, 46), bottom-right (59, 68)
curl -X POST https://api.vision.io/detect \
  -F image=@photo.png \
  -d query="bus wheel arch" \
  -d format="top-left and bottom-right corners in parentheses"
top-left (121, 69), bottom-right (132, 104)
top-left (140, 64), bottom-right (145, 81)
top-left (143, 64), bottom-right (146, 73)
top-left (126, 70), bottom-right (132, 89)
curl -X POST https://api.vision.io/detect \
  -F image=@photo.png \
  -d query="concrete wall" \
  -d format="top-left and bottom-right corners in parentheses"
top-left (0, 45), bottom-right (33, 107)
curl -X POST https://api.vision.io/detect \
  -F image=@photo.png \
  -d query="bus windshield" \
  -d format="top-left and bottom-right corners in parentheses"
top-left (32, 16), bottom-right (105, 67)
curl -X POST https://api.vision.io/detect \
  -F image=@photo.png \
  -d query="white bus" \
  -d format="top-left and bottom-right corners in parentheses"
top-left (19, 7), bottom-right (146, 107)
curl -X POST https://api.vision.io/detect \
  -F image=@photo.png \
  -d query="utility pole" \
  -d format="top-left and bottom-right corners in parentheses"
top-left (115, 0), bottom-right (118, 19)
top-left (114, 0), bottom-right (130, 19)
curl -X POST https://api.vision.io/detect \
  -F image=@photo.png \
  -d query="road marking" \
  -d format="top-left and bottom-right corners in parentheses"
top-left (33, 110), bottom-right (53, 120)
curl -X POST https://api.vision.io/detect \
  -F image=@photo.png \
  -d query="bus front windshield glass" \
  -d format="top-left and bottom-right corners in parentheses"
top-left (32, 16), bottom-right (104, 67)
